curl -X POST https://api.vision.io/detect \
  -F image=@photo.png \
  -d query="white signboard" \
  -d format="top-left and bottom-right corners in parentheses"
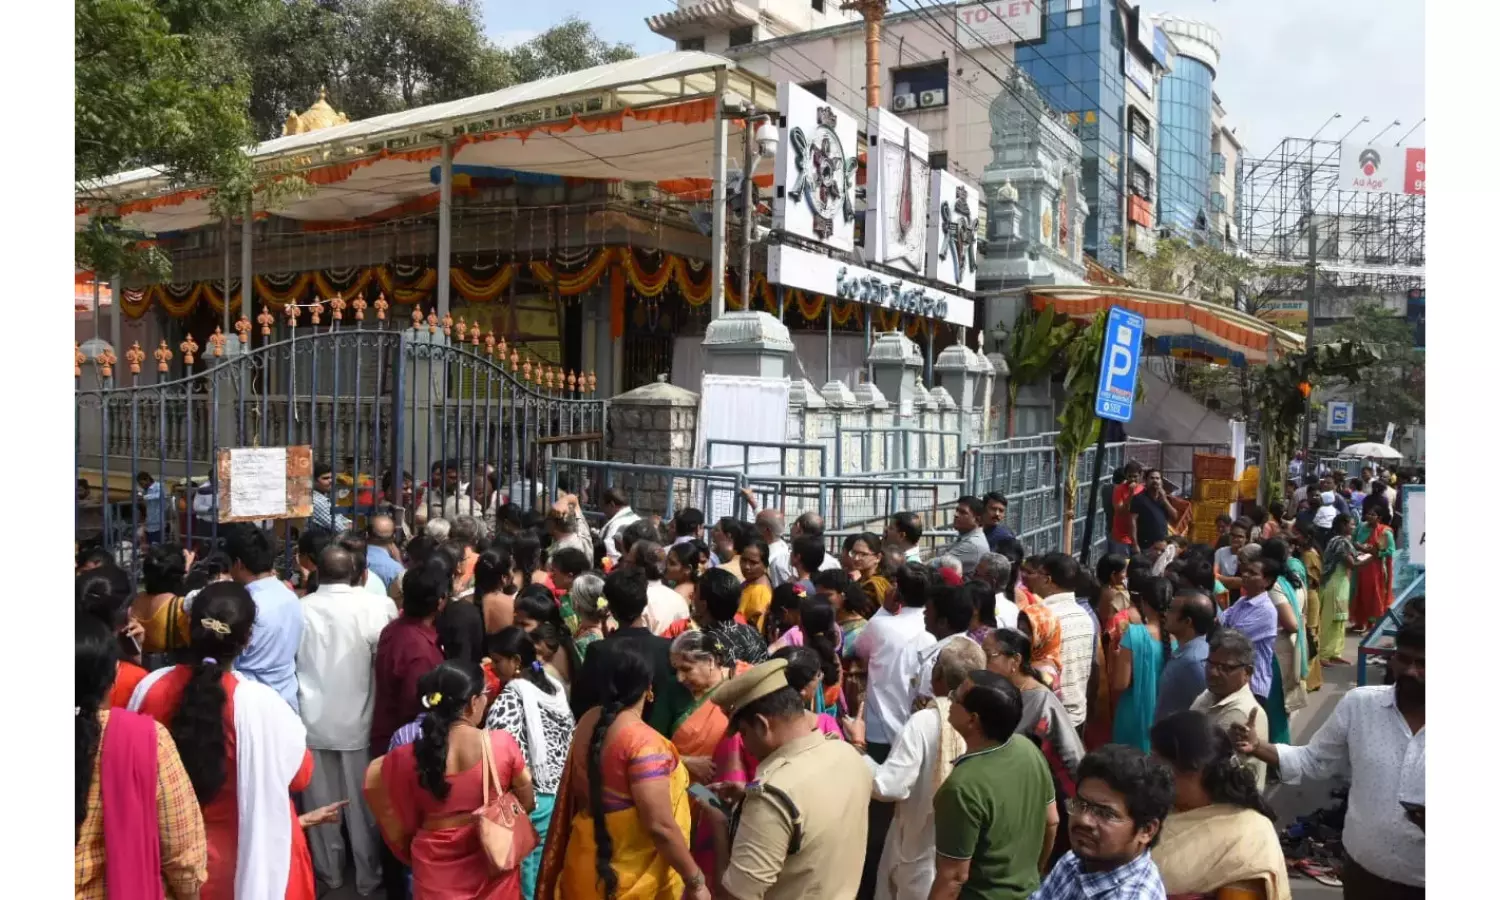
top-left (768, 244), bottom-right (975, 327)
top-left (1339, 142), bottom-right (1399, 194)
top-left (1124, 52), bottom-right (1153, 98)
top-left (228, 447), bottom-right (287, 518)
top-left (955, 0), bottom-right (1042, 48)
top-left (865, 106), bottom-right (931, 275)
top-left (1129, 135), bottom-right (1156, 172)
top-left (1327, 400), bottom-right (1354, 433)
top-left (773, 82), bottom-right (859, 251)
top-left (925, 169), bottom-right (980, 292)
top-left (1404, 486), bottom-right (1425, 568)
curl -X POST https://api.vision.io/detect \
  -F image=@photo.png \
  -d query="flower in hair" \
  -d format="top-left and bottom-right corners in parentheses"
top-left (793, 586), bottom-right (807, 598)
top-left (597, 598), bottom-right (609, 611)
top-left (421, 691), bottom-right (443, 709)
top-left (201, 617), bottom-right (232, 636)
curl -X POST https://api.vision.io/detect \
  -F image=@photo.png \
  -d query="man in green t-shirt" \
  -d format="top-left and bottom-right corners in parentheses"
top-left (930, 671), bottom-right (1059, 900)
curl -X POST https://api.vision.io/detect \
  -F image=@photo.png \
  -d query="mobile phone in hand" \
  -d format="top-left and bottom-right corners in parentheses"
top-left (687, 783), bottom-right (726, 812)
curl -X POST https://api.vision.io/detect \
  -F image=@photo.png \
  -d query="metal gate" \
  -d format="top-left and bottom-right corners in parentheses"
top-left (75, 309), bottom-right (606, 563)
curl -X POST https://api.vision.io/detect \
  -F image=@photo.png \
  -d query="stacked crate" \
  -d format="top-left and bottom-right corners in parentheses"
top-left (1190, 453), bottom-right (1237, 544)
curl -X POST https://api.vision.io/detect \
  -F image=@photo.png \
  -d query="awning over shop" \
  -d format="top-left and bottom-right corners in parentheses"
top-left (1023, 285), bottom-right (1305, 367)
top-left (75, 51), bottom-right (778, 236)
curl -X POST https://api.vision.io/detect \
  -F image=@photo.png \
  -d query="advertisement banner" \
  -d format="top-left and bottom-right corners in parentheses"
top-left (1127, 195), bottom-right (1153, 227)
top-left (1124, 51), bottom-right (1153, 97)
top-left (1340, 143), bottom-right (1427, 195)
top-left (773, 82), bottom-right (859, 252)
top-left (955, 0), bottom-right (1042, 48)
top-left (1404, 147), bottom-right (1425, 195)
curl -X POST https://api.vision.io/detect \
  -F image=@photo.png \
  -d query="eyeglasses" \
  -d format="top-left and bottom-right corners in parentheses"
top-left (1204, 659), bottom-right (1250, 673)
top-left (1065, 796), bottom-right (1126, 825)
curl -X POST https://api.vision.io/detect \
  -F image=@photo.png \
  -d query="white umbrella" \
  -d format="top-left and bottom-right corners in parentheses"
top-left (1338, 441), bottom-right (1403, 460)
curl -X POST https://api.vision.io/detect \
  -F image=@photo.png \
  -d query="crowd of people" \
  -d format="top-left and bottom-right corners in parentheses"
top-left (74, 457), bottom-right (1423, 900)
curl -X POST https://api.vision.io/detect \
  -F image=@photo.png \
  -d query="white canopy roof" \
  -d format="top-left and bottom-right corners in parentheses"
top-left (77, 51), bottom-right (777, 235)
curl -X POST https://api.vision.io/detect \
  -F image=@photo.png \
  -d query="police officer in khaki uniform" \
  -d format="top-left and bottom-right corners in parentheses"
top-left (696, 659), bottom-right (872, 900)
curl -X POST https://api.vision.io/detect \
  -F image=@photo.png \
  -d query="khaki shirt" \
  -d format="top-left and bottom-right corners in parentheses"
top-left (722, 731), bottom-right (872, 900)
top-left (1191, 683), bottom-right (1269, 790)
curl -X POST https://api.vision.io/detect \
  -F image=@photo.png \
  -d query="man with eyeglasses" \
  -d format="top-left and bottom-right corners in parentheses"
top-left (928, 671), bottom-right (1058, 900)
top-left (1030, 745), bottom-right (1172, 899)
top-left (1189, 627), bottom-right (1268, 789)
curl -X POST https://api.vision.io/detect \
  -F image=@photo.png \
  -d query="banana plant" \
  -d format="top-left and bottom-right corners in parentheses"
top-left (1054, 313), bottom-right (1107, 553)
top-left (1005, 305), bottom-right (1077, 437)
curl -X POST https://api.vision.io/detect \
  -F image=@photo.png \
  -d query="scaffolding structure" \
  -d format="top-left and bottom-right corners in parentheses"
top-left (1238, 137), bottom-right (1425, 297)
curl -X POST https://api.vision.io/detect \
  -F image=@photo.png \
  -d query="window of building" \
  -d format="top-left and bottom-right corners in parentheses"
top-left (679, 37), bottom-right (705, 52)
top-left (728, 25), bottom-right (754, 47)
top-left (812, 0), bottom-right (825, 11)
top-left (1211, 191), bottom-right (1226, 212)
top-left (1129, 163), bottom-right (1153, 201)
top-left (1128, 108), bottom-right (1152, 145)
top-left (1211, 152), bottom-right (1226, 174)
top-left (891, 62), bottom-right (948, 110)
top-left (800, 80), bottom-right (827, 100)
top-left (929, 150), bottom-right (948, 171)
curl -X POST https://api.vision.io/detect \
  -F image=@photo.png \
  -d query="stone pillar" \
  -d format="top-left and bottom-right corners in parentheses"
top-left (604, 378), bottom-right (700, 517)
top-left (867, 331), bottom-right (923, 418)
top-left (787, 379), bottom-right (828, 476)
top-left (701, 310), bottom-right (794, 378)
top-left (401, 328), bottom-right (448, 487)
top-left (935, 343), bottom-right (987, 444)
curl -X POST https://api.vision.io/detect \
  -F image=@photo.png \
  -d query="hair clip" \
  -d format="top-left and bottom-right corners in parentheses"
top-left (421, 691), bottom-right (443, 709)
top-left (202, 656), bottom-right (218, 666)
top-left (531, 660), bottom-right (544, 672)
top-left (201, 617), bottom-right (232, 636)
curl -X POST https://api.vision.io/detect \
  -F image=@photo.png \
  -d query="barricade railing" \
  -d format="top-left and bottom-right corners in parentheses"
top-left (547, 457), bottom-right (751, 523)
top-left (832, 423), bottom-right (966, 479)
top-left (704, 439), bottom-right (828, 480)
top-left (744, 472), bottom-right (966, 551)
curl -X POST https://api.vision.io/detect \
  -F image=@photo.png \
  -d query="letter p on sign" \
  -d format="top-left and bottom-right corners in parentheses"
top-left (1094, 307), bottom-right (1145, 424)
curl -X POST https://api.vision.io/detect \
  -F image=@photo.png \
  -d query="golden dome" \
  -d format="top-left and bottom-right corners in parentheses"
top-left (282, 87), bottom-right (350, 136)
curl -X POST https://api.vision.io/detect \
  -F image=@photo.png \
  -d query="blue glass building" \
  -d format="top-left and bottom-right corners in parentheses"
top-left (1155, 18), bottom-right (1221, 234)
top-left (1016, 0), bottom-right (1126, 271)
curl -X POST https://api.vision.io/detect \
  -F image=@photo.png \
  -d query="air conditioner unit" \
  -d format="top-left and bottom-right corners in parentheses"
top-left (891, 94), bottom-right (917, 112)
top-left (919, 88), bottom-right (947, 108)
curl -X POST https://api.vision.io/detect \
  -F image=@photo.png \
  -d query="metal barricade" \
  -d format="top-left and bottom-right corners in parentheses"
top-left (832, 423), bottom-right (965, 479)
top-left (704, 439), bottom-right (827, 480)
top-left (548, 457), bottom-right (751, 524)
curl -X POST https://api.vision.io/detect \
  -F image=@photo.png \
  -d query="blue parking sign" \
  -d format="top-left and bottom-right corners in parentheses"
top-left (1094, 306), bottom-right (1145, 423)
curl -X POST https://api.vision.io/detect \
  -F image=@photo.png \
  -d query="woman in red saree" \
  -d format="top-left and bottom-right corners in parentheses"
top-left (1349, 502), bottom-right (1396, 633)
top-left (365, 660), bottom-right (537, 900)
top-left (128, 582), bottom-right (315, 900)
top-left (537, 646), bottom-right (706, 900)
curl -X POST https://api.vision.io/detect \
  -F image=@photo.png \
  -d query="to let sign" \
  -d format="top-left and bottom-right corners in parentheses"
top-left (1095, 306), bottom-right (1145, 423)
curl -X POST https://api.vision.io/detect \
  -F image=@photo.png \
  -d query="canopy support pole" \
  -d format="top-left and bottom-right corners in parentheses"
top-left (437, 139), bottom-right (453, 319)
top-left (826, 299), bottom-right (833, 384)
top-left (110, 273), bottom-right (122, 354)
top-left (709, 69), bottom-right (729, 321)
top-left (223, 216), bottom-right (233, 342)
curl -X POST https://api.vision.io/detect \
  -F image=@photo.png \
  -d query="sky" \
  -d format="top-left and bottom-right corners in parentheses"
top-left (481, 0), bottom-right (1426, 157)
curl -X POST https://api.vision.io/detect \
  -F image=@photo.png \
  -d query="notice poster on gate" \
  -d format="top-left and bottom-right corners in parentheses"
top-left (216, 445), bottom-right (314, 522)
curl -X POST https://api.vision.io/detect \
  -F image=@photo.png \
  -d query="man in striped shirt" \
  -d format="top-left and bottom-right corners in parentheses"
top-left (1029, 552), bottom-right (1098, 729)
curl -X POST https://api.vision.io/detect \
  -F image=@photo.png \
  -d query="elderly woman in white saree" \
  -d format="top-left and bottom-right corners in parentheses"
top-left (841, 639), bottom-right (988, 900)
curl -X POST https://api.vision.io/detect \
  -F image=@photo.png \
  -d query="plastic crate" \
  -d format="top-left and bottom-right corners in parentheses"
top-left (1192, 453), bottom-right (1237, 483)
top-left (1195, 479), bottom-right (1238, 504)
top-left (1189, 521), bottom-right (1221, 545)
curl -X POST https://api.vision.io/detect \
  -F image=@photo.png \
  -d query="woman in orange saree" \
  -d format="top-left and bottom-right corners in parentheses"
top-left (364, 661), bottom-right (536, 900)
top-left (1349, 503), bottom-right (1396, 633)
top-left (537, 646), bottom-right (706, 900)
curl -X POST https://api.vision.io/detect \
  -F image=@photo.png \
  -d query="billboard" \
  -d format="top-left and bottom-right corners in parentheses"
top-left (773, 82), bottom-right (859, 251)
top-left (925, 169), bottom-right (980, 292)
top-left (865, 107), bottom-right (932, 275)
top-left (767, 244), bottom-right (975, 327)
top-left (1124, 51), bottom-right (1153, 97)
top-left (1339, 143), bottom-right (1427, 195)
top-left (955, 0), bottom-right (1042, 49)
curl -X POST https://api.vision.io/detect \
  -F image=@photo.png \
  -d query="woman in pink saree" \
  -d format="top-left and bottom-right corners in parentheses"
top-left (366, 661), bottom-right (536, 900)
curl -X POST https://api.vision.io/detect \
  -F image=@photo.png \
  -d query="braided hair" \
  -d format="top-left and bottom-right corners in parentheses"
top-left (413, 660), bottom-right (486, 800)
top-left (587, 646), bottom-right (653, 900)
top-left (1150, 710), bottom-right (1274, 819)
top-left (171, 582), bottom-right (255, 804)
top-left (797, 594), bottom-right (842, 688)
top-left (76, 616), bottom-right (118, 839)
top-left (487, 627), bottom-right (558, 694)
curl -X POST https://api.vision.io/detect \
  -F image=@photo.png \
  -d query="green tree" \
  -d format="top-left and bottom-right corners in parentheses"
top-left (503, 16), bottom-right (638, 83)
top-left (1325, 302), bottom-right (1425, 442)
top-left (76, 0), bottom-right (267, 276)
top-left (1004, 305), bottom-right (1076, 437)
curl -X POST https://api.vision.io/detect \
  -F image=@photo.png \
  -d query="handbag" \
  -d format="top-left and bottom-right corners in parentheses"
top-left (472, 730), bottom-right (539, 875)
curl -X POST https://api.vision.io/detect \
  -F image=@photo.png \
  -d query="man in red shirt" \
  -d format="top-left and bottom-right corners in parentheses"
top-left (370, 557), bottom-right (449, 753)
top-left (1109, 461), bottom-right (1144, 557)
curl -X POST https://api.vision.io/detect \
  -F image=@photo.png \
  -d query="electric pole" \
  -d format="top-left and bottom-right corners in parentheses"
top-left (840, 1), bottom-right (887, 107)
top-left (1303, 221), bottom-right (1317, 453)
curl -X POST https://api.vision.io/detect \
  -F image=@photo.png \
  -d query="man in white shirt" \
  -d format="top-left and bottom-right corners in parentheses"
top-left (1232, 619), bottom-right (1426, 895)
top-left (1029, 552), bottom-right (1097, 728)
top-left (974, 553), bottom-right (1021, 630)
top-left (885, 511), bottom-right (925, 565)
top-left (296, 544), bottom-right (398, 895)
top-left (635, 541), bottom-right (690, 635)
top-left (757, 509), bottom-right (794, 587)
top-left (789, 512), bottom-right (845, 573)
top-left (599, 487), bottom-right (641, 563)
top-left (909, 582), bottom-right (979, 703)
top-left (855, 563), bottom-right (937, 755)
top-left (845, 638), bottom-right (988, 900)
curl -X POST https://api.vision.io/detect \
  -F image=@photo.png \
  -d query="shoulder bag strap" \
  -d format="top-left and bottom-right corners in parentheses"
top-left (479, 727), bottom-right (495, 807)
